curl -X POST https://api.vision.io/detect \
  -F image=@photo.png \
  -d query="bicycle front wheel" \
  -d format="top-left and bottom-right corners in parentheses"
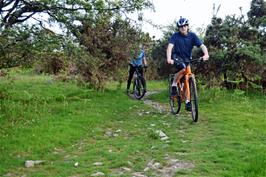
top-left (169, 75), bottom-right (181, 115)
top-left (189, 76), bottom-right (198, 122)
top-left (133, 76), bottom-right (146, 100)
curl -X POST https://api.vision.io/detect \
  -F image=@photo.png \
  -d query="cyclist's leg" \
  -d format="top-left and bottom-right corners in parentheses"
top-left (138, 66), bottom-right (144, 77)
top-left (171, 62), bottom-right (186, 96)
top-left (173, 70), bottom-right (185, 86)
top-left (172, 62), bottom-right (186, 86)
top-left (127, 64), bottom-right (136, 91)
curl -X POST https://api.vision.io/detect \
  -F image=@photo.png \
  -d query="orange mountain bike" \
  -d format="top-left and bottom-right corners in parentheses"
top-left (169, 58), bottom-right (203, 122)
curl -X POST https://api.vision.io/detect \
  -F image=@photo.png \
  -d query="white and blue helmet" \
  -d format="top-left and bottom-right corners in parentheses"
top-left (177, 17), bottom-right (189, 27)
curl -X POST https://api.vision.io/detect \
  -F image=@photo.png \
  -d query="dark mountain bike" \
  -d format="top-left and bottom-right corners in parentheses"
top-left (132, 66), bottom-right (147, 100)
top-left (169, 58), bottom-right (202, 122)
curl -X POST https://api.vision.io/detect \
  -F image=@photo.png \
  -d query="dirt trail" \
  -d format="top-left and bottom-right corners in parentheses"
top-left (142, 90), bottom-right (170, 114)
top-left (124, 90), bottom-right (195, 177)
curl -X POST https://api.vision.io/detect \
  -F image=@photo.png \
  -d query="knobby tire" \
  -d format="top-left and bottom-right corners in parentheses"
top-left (133, 76), bottom-right (146, 100)
top-left (189, 77), bottom-right (198, 122)
top-left (169, 76), bottom-right (181, 115)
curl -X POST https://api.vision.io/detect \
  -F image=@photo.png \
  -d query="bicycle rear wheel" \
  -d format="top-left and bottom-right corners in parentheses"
top-left (169, 75), bottom-right (181, 115)
top-left (189, 76), bottom-right (198, 122)
top-left (133, 76), bottom-right (146, 99)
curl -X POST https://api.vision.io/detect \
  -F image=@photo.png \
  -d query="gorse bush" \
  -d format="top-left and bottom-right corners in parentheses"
top-left (203, 1), bottom-right (266, 91)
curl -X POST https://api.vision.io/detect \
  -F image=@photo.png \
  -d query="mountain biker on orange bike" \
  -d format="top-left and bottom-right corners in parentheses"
top-left (127, 44), bottom-right (148, 94)
top-left (166, 17), bottom-right (209, 111)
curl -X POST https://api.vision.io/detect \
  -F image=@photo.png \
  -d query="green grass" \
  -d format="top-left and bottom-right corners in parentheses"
top-left (0, 70), bottom-right (266, 176)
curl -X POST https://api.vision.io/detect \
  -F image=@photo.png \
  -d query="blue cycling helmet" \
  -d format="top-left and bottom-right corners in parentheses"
top-left (177, 17), bottom-right (189, 27)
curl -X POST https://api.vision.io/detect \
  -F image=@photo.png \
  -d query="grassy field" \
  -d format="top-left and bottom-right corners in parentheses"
top-left (0, 69), bottom-right (266, 176)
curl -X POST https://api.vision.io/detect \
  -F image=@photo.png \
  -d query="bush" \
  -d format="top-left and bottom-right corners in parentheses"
top-left (34, 53), bottom-right (65, 75)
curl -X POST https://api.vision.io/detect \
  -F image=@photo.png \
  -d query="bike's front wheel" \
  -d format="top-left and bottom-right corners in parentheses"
top-left (133, 76), bottom-right (146, 100)
top-left (189, 76), bottom-right (198, 122)
top-left (169, 76), bottom-right (181, 115)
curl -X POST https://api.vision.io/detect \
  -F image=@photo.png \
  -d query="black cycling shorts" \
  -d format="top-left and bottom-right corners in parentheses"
top-left (175, 61), bottom-right (187, 72)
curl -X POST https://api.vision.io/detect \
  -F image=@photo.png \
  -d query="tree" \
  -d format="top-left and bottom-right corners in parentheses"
top-left (0, 1), bottom-right (154, 89)
top-left (0, 24), bottom-right (68, 69)
top-left (0, 0), bottom-right (153, 30)
top-left (248, 0), bottom-right (266, 28)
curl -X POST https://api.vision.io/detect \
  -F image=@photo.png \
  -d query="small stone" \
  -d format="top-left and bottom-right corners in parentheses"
top-left (156, 130), bottom-right (167, 138)
top-left (74, 162), bottom-right (79, 167)
top-left (116, 129), bottom-right (122, 133)
top-left (143, 167), bottom-right (150, 171)
top-left (105, 131), bottom-right (113, 137)
top-left (91, 172), bottom-right (105, 176)
top-left (161, 136), bottom-right (169, 141)
top-left (153, 162), bottom-right (160, 169)
top-left (25, 160), bottom-right (35, 168)
top-left (93, 162), bottom-right (103, 166)
top-left (34, 160), bottom-right (45, 165)
top-left (25, 160), bottom-right (44, 168)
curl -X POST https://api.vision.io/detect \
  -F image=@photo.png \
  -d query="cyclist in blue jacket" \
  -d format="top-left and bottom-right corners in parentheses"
top-left (166, 17), bottom-right (209, 111)
top-left (127, 44), bottom-right (148, 94)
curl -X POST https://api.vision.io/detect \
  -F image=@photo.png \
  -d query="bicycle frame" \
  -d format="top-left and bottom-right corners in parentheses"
top-left (173, 58), bottom-right (201, 102)
top-left (134, 66), bottom-right (142, 78)
top-left (176, 66), bottom-right (193, 102)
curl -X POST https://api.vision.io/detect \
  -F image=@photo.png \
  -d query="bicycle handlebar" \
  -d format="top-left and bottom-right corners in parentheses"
top-left (172, 57), bottom-right (204, 65)
top-left (190, 57), bottom-right (203, 64)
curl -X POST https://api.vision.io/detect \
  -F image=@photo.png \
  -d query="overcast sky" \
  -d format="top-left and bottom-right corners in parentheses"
top-left (138, 0), bottom-right (251, 39)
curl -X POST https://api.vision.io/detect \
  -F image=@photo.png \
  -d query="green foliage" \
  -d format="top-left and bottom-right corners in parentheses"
top-left (151, 37), bottom-right (172, 78)
top-left (34, 53), bottom-right (66, 74)
top-left (204, 11), bottom-right (266, 90)
top-left (0, 26), bottom-right (34, 68)
top-left (0, 0), bottom-right (153, 29)
top-left (74, 15), bottom-right (154, 88)
top-left (0, 0), bottom-right (154, 89)
top-left (248, 0), bottom-right (266, 27)
top-left (236, 41), bottom-right (263, 62)
top-left (0, 25), bottom-right (70, 69)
